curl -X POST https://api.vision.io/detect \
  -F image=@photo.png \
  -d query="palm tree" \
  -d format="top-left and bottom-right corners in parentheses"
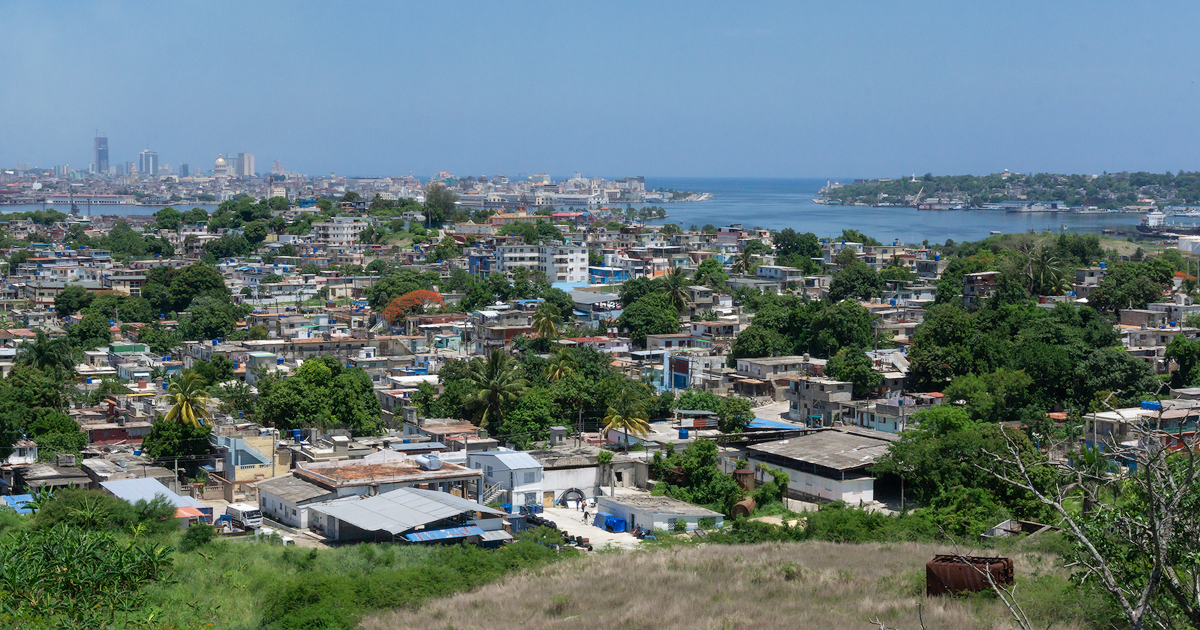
top-left (602, 387), bottom-right (651, 450)
top-left (17, 330), bottom-right (80, 376)
top-left (545, 350), bottom-right (577, 382)
top-left (1027, 246), bottom-right (1066, 296)
top-left (159, 370), bottom-right (214, 428)
top-left (531, 302), bottom-right (561, 340)
top-left (464, 350), bottom-right (528, 430)
top-left (731, 248), bottom-right (756, 275)
top-left (697, 309), bottom-right (718, 322)
top-left (662, 266), bottom-right (689, 313)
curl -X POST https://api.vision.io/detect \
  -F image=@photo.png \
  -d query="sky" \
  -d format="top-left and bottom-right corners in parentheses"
top-left (3, 1), bottom-right (1200, 179)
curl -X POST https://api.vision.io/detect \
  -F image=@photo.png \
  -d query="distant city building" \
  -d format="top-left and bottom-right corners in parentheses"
top-left (214, 155), bottom-right (229, 181)
top-left (179, 163), bottom-right (189, 178)
top-left (93, 135), bottom-right (109, 174)
top-left (272, 159), bottom-right (283, 174)
top-left (236, 152), bottom-right (255, 178)
top-left (137, 150), bottom-right (158, 178)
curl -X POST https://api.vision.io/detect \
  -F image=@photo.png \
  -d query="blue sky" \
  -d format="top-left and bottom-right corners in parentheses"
top-left (3, 1), bottom-right (1199, 178)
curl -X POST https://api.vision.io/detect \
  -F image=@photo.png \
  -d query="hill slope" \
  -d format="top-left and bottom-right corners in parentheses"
top-left (363, 541), bottom-right (1089, 630)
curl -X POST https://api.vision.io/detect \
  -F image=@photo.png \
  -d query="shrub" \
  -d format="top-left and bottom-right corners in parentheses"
top-left (180, 523), bottom-right (217, 551)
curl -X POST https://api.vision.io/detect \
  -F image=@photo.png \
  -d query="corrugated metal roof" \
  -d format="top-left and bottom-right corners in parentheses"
top-left (100, 478), bottom-right (204, 509)
top-left (470, 451), bottom-right (542, 470)
top-left (404, 525), bottom-right (484, 542)
top-left (2, 494), bottom-right (32, 515)
top-left (748, 428), bottom-right (894, 472)
top-left (479, 529), bottom-right (513, 542)
top-left (308, 487), bottom-right (504, 535)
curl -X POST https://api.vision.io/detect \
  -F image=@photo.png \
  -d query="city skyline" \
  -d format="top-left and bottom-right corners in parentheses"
top-left (5, 2), bottom-right (1200, 178)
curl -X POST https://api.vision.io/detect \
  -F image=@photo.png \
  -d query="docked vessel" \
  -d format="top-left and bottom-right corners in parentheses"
top-left (1136, 210), bottom-right (1200, 236)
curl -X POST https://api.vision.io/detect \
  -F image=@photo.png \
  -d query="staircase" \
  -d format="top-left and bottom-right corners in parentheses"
top-left (480, 483), bottom-right (506, 505)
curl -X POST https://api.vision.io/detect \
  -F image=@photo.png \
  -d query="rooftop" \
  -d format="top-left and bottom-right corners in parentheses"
top-left (748, 427), bottom-right (897, 472)
top-left (604, 494), bottom-right (722, 516)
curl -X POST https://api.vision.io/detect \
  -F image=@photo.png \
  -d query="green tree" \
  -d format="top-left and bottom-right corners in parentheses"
top-left (463, 350), bottom-right (528, 430)
top-left (729, 325), bottom-right (788, 360)
top-left (662, 266), bottom-right (689, 312)
top-left (619, 294), bottom-right (680, 348)
top-left (53, 285), bottom-right (94, 317)
top-left (1089, 261), bottom-right (1172, 312)
top-left (154, 206), bottom-right (182, 230)
top-left (602, 385), bottom-right (651, 449)
top-left (693, 258), bottom-right (728, 288)
top-left (423, 184), bottom-right (459, 228)
top-left (826, 346), bottom-right (882, 398)
top-left (159, 371), bottom-right (213, 428)
top-left (142, 420), bottom-right (212, 459)
top-left (618, 276), bottom-right (661, 307)
top-left (531, 302), bottom-right (561, 341)
top-left (15, 332), bottom-right (79, 377)
top-left (66, 310), bottom-right (112, 350)
top-left (942, 368), bottom-right (1034, 424)
top-left (828, 259), bottom-right (883, 301)
top-left (243, 220), bottom-right (268, 245)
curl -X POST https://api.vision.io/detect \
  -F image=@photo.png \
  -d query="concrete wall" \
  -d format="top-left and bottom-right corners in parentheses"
top-left (745, 456), bottom-right (874, 504)
top-left (543, 467), bottom-right (600, 504)
top-left (595, 496), bottom-right (723, 532)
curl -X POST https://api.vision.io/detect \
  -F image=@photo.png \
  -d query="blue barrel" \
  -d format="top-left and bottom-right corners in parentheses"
top-left (678, 428), bottom-right (689, 440)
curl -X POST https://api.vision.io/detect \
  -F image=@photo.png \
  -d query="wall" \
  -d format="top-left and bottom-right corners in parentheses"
top-left (745, 456), bottom-right (874, 504)
top-left (542, 467), bottom-right (600, 504)
top-left (595, 496), bottom-right (723, 532)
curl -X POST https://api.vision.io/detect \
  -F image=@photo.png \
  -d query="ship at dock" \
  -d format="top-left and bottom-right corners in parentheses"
top-left (1136, 210), bottom-right (1200, 237)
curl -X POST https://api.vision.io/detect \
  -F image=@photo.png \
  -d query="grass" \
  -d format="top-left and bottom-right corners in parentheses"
top-left (363, 540), bottom-right (1107, 630)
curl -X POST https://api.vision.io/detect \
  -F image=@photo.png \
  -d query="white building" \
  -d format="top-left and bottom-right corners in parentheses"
top-left (312, 217), bottom-right (370, 246)
top-left (595, 495), bottom-right (723, 533)
top-left (254, 474), bottom-right (337, 529)
top-left (495, 244), bottom-right (588, 283)
top-left (466, 450), bottom-right (543, 512)
top-left (745, 427), bottom-right (895, 504)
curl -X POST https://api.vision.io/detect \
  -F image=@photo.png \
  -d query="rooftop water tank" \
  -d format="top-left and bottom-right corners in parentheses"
top-left (1100, 262), bottom-right (1106, 269)
top-left (414, 454), bottom-right (442, 470)
top-left (678, 428), bottom-right (689, 440)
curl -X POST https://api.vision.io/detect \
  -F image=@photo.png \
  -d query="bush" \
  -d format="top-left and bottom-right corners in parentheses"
top-left (180, 522), bottom-right (217, 551)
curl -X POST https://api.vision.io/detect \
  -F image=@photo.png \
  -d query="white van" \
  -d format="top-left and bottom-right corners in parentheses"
top-left (226, 502), bottom-right (263, 530)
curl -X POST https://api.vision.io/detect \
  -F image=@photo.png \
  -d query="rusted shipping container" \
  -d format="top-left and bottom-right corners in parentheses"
top-left (925, 555), bottom-right (1014, 597)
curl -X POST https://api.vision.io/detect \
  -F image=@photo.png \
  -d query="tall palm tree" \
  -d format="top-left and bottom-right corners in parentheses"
top-left (731, 248), bottom-right (756, 275)
top-left (545, 350), bottom-right (577, 382)
top-left (531, 302), bottom-right (561, 340)
top-left (662, 266), bottom-right (689, 313)
top-left (464, 350), bottom-right (528, 430)
top-left (602, 387), bottom-right (651, 450)
top-left (159, 370), bottom-right (214, 428)
top-left (697, 309), bottom-right (718, 322)
top-left (16, 331), bottom-right (80, 376)
top-left (1027, 246), bottom-right (1066, 296)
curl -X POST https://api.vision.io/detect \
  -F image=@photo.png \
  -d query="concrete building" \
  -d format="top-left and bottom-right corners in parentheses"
top-left (254, 474), bottom-right (337, 529)
top-left (595, 495), bottom-right (723, 533)
top-left (495, 243), bottom-right (588, 283)
top-left (783, 376), bottom-right (853, 425)
top-left (466, 450), bottom-right (543, 512)
top-left (306, 486), bottom-right (507, 543)
top-left (746, 427), bottom-right (897, 504)
top-left (962, 271), bottom-right (1001, 308)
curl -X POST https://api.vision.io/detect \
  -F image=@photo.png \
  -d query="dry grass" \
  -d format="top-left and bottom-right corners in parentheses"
top-left (362, 541), bottom-right (1084, 630)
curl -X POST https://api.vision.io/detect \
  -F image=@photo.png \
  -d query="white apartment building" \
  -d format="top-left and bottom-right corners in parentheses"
top-left (312, 217), bottom-right (370, 247)
top-left (496, 244), bottom-right (588, 283)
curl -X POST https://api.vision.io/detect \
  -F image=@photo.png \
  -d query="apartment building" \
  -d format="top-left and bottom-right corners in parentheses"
top-left (311, 217), bottom-right (370, 246)
top-left (495, 243), bottom-right (588, 283)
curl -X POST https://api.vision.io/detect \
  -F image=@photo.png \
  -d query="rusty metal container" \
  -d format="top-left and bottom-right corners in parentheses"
top-left (733, 469), bottom-right (756, 492)
top-left (731, 497), bottom-right (757, 519)
top-left (925, 555), bottom-right (1014, 597)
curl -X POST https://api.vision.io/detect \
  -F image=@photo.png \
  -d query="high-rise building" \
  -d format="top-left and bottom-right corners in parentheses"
top-left (236, 152), bottom-right (255, 177)
top-left (138, 149), bottom-right (159, 177)
top-left (179, 163), bottom-right (189, 177)
top-left (94, 135), bottom-right (109, 174)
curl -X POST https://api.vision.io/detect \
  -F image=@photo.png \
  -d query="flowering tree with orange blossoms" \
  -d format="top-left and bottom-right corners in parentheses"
top-left (382, 290), bottom-right (444, 324)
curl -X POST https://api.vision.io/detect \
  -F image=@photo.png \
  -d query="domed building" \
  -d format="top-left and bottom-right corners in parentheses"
top-left (214, 156), bottom-right (228, 177)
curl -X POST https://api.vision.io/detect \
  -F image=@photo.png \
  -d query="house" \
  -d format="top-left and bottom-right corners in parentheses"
top-left (962, 271), bottom-right (1001, 309)
top-left (756, 265), bottom-right (804, 288)
top-left (254, 474), bottom-right (337, 529)
top-left (783, 376), bottom-right (853, 425)
top-left (595, 495), bottom-right (723, 532)
top-left (745, 427), bottom-right (897, 503)
top-left (293, 450), bottom-right (483, 499)
top-left (466, 450), bottom-right (544, 512)
top-left (306, 486), bottom-right (507, 543)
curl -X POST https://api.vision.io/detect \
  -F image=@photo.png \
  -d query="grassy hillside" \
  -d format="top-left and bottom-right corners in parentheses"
top-left (364, 540), bottom-right (1103, 630)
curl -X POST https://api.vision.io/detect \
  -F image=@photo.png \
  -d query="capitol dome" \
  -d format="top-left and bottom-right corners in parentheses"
top-left (214, 156), bottom-right (227, 167)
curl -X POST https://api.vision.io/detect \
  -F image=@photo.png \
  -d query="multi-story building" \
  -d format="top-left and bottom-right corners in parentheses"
top-left (312, 217), bottom-right (370, 246)
top-left (495, 243), bottom-right (588, 283)
top-left (783, 376), bottom-right (854, 426)
top-left (94, 136), bottom-right (109, 174)
top-left (137, 149), bottom-right (158, 178)
top-left (962, 271), bottom-right (1000, 309)
top-left (236, 152), bottom-right (255, 178)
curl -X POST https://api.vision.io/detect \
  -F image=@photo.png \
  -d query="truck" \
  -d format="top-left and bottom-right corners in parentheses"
top-left (226, 502), bottom-right (263, 530)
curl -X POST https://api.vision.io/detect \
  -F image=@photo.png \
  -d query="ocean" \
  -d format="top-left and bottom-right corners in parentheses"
top-left (2, 177), bottom-right (1144, 244)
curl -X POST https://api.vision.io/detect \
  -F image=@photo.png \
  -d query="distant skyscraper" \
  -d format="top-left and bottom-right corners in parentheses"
top-left (138, 149), bottom-right (159, 177)
top-left (93, 135), bottom-right (109, 174)
top-left (236, 152), bottom-right (255, 177)
top-left (179, 163), bottom-right (189, 177)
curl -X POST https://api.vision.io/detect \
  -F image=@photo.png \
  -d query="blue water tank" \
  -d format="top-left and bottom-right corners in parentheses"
top-left (1142, 401), bottom-right (1162, 410)
top-left (403, 438), bottom-right (410, 444)
top-left (934, 254), bottom-right (940, 261)
top-left (86, 378), bottom-right (93, 384)
top-left (162, 382), bottom-right (168, 390)
top-left (1100, 262), bottom-right (1106, 269)
top-left (133, 449), bottom-right (142, 456)
top-left (678, 428), bottom-right (689, 440)
top-left (277, 357), bottom-right (284, 365)
top-left (890, 299), bottom-right (896, 306)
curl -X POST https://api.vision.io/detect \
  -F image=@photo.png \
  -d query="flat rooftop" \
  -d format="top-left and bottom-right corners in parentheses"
top-left (604, 494), bottom-right (722, 516)
top-left (294, 458), bottom-right (480, 488)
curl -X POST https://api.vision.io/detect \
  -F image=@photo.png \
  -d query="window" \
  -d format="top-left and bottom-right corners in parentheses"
top-left (523, 471), bottom-right (536, 484)
top-left (486, 465), bottom-right (493, 476)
